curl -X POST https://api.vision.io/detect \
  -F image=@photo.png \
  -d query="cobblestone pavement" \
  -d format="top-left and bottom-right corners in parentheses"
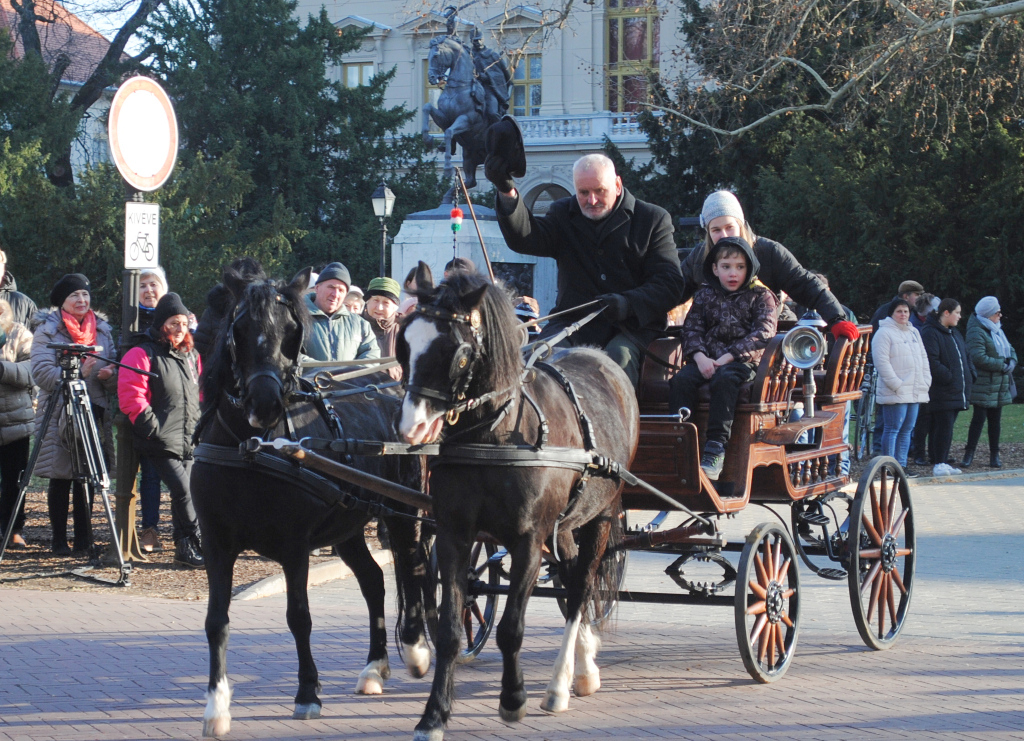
top-left (2, 477), bottom-right (1022, 740)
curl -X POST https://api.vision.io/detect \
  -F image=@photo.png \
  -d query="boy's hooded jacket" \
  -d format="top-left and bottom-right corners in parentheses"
top-left (680, 237), bottom-right (779, 363)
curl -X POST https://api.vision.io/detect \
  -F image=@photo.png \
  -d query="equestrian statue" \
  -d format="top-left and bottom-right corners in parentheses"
top-left (423, 10), bottom-right (512, 193)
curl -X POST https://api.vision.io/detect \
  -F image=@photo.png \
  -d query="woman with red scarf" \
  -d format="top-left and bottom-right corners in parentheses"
top-left (31, 274), bottom-right (116, 556)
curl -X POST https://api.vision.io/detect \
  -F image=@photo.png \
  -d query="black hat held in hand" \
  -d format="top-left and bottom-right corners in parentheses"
top-left (484, 115), bottom-right (526, 193)
top-left (153, 292), bottom-right (190, 330)
top-left (50, 273), bottom-right (90, 308)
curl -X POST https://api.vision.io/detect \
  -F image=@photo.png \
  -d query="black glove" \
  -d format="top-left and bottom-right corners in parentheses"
top-left (485, 117), bottom-right (525, 194)
top-left (597, 293), bottom-right (630, 323)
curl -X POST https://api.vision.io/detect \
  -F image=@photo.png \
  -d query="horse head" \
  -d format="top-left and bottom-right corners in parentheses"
top-left (396, 262), bottom-right (523, 444)
top-left (219, 267), bottom-right (312, 430)
top-left (428, 34), bottom-right (471, 87)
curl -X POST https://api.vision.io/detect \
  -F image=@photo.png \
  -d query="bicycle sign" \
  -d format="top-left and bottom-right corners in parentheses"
top-left (125, 202), bottom-right (160, 269)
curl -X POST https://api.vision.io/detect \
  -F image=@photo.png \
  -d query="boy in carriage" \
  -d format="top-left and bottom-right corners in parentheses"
top-left (669, 236), bottom-right (778, 479)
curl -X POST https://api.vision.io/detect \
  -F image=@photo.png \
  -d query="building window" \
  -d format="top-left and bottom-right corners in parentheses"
top-left (606, 0), bottom-right (659, 113)
top-left (423, 63), bottom-right (443, 133)
top-left (512, 54), bottom-right (542, 117)
top-left (343, 62), bottom-right (374, 87)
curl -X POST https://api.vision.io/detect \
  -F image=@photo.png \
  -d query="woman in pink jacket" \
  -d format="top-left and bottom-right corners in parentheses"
top-left (117, 293), bottom-right (204, 568)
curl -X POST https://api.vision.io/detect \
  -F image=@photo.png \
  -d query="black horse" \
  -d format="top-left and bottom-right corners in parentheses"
top-left (192, 267), bottom-right (430, 737)
top-left (396, 265), bottom-right (639, 740)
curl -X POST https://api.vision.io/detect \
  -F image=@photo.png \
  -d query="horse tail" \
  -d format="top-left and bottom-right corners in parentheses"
top-left (588, 497), bottom-right (626, 630)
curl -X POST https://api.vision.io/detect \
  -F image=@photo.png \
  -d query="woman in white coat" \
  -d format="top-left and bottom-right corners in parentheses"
top-left (872, 298), bottom-right (932, 471)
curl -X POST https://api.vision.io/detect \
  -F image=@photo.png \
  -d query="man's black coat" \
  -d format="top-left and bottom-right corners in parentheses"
top-left (495, 187), bottom-right (686, 347)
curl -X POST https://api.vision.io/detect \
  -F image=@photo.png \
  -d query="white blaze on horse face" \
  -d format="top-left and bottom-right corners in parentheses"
top-left (399, 320), bottom-right (444, 444)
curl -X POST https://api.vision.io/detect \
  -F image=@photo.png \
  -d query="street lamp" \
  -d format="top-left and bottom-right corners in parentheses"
top-left (371, 181), bottom-right (396, 277)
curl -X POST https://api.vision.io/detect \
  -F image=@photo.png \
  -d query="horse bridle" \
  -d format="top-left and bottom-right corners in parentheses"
top-left (404, 303), bottom-right (512, 424)
top-left (224, 289), bottom-right (303, 409)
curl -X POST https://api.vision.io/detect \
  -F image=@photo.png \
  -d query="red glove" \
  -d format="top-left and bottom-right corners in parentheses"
top-left (831, 320), bottom-right (860, 342)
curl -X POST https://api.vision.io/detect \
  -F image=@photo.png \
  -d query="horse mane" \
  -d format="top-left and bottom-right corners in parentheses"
top-left (201, 271), bottom-right (311, 413)
top-left (430, 271), bottom-right (524, 395)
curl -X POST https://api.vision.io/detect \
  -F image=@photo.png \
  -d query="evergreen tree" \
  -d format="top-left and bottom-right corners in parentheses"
top-left (142, 0), bottom-right (440, 285)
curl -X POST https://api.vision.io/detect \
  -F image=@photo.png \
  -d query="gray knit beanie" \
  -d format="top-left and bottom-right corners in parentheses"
top-left (700, 190), bottom-right (745, 229)
top-left (975, 296), bottom-right (1001, 318)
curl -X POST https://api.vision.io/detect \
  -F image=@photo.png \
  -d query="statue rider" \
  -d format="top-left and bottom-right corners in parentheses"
top-left (444, 6), bottom-right (458, 36)
top-left (471, 28), bottom-right (512, 122)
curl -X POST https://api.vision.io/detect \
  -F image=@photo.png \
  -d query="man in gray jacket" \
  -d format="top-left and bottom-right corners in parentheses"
top-left (302, 262), bottom-right (380, 363)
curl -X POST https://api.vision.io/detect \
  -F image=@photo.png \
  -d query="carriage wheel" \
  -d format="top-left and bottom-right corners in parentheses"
top-left (424, 538), bottom-right (502, 664)
top-left (848, 456), bottom-right (916, 650)
top-left (554, 508), bottom-right (629, 626)
top-left (734, 522), bottom-right (801, 683)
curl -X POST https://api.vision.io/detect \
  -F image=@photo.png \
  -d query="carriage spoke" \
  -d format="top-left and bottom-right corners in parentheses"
top-left (766, 624), bottom-right (776, 667)
top-left (781, 588), bottom-right (795, 600)
top-left (861, 513), bottom-right (883, 547)
top-left (780, 612), bottom-right (793, 628)
top-left (750, 613), bottom-right (768, 643)
top-left (774, 619), bottom-right (786, 659)
top-left (860, 560), bottom-right (881, 596)
top-left (867, 568), bottom-right (883, 620)
top-left (858, 548), bottom-right (882, 559)
top-left (886, 572), bottom-right (898, 627)
top-left (878, 574), bottom-right (888, 637)
top-left (886, 481), bottom-right (899, 532)
top-left (891, 565), bottom-right (907, 595)
top-left (772, 539), bottom-right (782, 580)
top-left (754, 553), bottom-right (769, 588)
top-left (763, 539), bottom-right (774, 582)
top-left (894, 548), bottom-right (912, 557)
top-left (879, 473), bottom-right (892, 532)
top-left (777, 557), bottom-right (791, 584)
top-left (871, 490), bottom-right (885, 538)
top-left (757, 621), bottom-right (770, 663)
top-left (746, 600), bottom-right (767, 616)
top-left (748, 580), bottom-right (768, 599)
top-left (890, 509), bottom-right (909, 538)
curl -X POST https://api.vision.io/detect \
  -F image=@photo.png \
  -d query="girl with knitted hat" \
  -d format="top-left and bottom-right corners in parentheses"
top-left (962, 296), bottom-right (1018, 468)
top-left (362, 277), bottom-right (403, 380)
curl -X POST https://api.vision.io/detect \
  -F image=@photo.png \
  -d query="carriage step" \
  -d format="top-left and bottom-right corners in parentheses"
top-left (796, 511), bottom-right (831, 527)
top-left (817, 567), bottom-right (848, 581)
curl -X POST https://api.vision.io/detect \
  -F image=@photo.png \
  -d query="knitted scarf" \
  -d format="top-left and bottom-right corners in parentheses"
top-left (61, 309), bottom-right (97, 346)
top-left (978, 314), bottom-right (1013, 358)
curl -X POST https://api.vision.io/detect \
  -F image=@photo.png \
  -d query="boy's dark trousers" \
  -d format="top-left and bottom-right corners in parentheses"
top-left (669, 361), bottom-right (758, 444)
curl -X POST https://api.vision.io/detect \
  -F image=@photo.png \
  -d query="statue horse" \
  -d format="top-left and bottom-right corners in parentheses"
top-left (192, 266), bottom-right (431, 737)
top-left (396, 265), bottom-right (640, 740)
top-left (423, 34), bottom-right (491, 189)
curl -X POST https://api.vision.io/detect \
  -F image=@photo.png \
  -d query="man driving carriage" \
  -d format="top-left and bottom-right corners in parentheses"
top-left (486, 137), bottom-right (686, 388)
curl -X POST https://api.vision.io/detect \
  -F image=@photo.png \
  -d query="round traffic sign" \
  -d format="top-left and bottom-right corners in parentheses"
top-left (107, 77), bottom-right (178, 192)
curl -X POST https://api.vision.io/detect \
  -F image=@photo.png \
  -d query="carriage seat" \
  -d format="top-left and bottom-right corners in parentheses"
top-left (637, 335), bottom-right (794, 415)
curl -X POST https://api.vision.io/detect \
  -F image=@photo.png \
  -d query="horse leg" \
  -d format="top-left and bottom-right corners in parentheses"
top-left (382, 514), bottom-right (431, 679)
top-left (542, 515), bottom-right (611, 712)
top-left (333, 535), bottom-right (391, 695)
top-left (202, 545), bottom-right (237, 738)
top-left (281, 553), bottom-right (322, 720)
top-left (414, 527), bottom-right (472, 741)
top-left (496, 535), bottom-right (544, 722)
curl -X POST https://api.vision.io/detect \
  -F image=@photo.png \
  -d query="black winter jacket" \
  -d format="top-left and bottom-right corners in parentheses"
top-left (496, 187), bottom-right (686, 348)
top-left (919, 313), bottom-right (972, 411)
top-left (681, 236), bottom-right (845, 325)
top-left (0, 273), bottom-right (38, 328)
top-left (128, 329), bottom-right (201, 459)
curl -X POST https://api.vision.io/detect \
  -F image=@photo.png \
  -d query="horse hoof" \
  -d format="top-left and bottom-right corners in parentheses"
top-left (292, 702), bottom-right (321, 720)
top-left (573, 672), bottom-right (601, 697)
top-left (499, 701), bottom-right (528, 723)
top-left (355, 672), bottom-right (384, 695)
top-left (413, 728), bottom-right (445, 741)
top-left (539, 692), bottom-right (569, 714)
top-left (404, 637), bottom-right (431, 678)
top-left (202, 717), bottom-right (231, 738)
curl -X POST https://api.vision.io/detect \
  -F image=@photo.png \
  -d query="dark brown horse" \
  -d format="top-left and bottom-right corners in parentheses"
top-left (192, 267), bottom-right (430, 737)
top-left (396, 265), bottom-right (639, 741)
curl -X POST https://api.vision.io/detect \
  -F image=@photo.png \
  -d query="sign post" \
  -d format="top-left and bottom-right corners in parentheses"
top-left (107, 77), bottom-right (178, 564)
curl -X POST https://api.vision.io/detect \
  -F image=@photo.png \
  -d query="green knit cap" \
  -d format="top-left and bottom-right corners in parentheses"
top-left (365, 276), bottom-right (401, 303)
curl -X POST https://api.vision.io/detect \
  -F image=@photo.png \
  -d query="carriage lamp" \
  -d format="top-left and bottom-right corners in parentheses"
top-left (371, 181), bottom-right (396, 276)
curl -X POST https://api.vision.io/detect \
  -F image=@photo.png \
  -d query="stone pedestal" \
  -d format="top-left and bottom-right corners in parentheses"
top-left (391, 204), bottom-right (558, 314)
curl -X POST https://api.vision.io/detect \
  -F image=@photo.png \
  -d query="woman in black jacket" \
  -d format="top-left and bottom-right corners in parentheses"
top-left (117, 294), bottom-right (203, 568)
top-left (919, 298), bottom-right (972, 476)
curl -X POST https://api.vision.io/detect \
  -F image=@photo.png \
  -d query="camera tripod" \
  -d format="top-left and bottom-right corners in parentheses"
top-left (0, 343), bottom-right (155, 586)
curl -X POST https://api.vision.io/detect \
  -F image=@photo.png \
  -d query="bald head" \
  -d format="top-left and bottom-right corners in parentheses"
top-left (573, 154), bottom-right (622, 221)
